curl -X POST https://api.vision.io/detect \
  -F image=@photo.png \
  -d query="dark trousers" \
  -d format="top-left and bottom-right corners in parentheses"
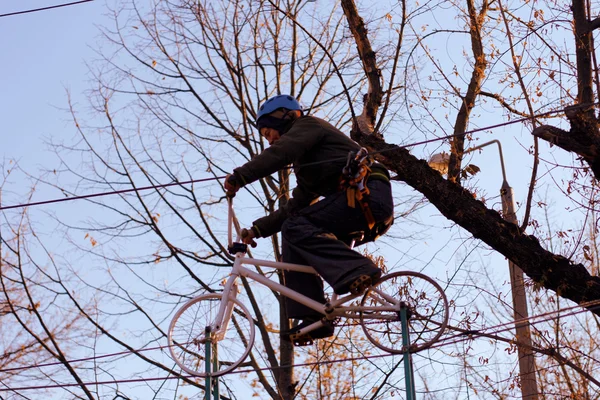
top-left (281, 179), bottom-right (394, 319)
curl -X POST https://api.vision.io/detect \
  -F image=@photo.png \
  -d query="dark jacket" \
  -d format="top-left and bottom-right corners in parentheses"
top-left (233, 115), bottom-right (360, 237)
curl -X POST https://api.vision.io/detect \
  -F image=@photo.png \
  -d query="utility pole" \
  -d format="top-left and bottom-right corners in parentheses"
top-left (500, 179), bottom-right (539, 400)
top-left (474, 140), bottom-right (539, 400)
top-left (429, 140), bottom-right (539, 399)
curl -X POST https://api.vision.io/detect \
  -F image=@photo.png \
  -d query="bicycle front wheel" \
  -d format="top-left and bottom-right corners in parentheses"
top-left (168, 293), bottom-right (255, 377)
top-left (360, 271), bottom-right (448, 354)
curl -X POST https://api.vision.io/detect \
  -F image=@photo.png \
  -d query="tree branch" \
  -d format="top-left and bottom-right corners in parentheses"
top-left (357, 134), bottom-right (600, 315)
top-left (590, 17), bottom-right (600, 32)
top-left (340, 0), bottom-right (382, 134)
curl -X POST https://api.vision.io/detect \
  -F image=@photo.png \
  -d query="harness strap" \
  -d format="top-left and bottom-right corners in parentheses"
top-left (339, 150), bottom-right (376, 229)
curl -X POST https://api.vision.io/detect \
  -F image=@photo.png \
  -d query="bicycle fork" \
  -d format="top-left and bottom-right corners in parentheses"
top-left (202, 274), bottom-right (240, 344)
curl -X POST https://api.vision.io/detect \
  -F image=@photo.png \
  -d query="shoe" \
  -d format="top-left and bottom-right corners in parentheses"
top-left (282, 318), bottom-right (335, 346)
top-left (333, 267), bottom-right (382, 295)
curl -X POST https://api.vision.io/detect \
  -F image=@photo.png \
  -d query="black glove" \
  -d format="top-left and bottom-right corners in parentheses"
top-left (224, 174), bottom-right (241, 196)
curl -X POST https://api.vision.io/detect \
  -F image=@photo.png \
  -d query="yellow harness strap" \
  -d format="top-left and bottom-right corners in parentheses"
top-left (341, 164), bottom-right (376, 229)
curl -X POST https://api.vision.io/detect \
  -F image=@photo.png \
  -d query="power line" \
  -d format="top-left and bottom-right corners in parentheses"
top-left (0, 0), bottom-right (94, 18)
top-left (1, 103), bottom-right (598, 385)
top-left (0, 343), bottom-right (167, 374)
top-left (226, 300), bottom-right (600, 378)
top-left (0, 176), bottom-right (225, 211)
top-left (0, 374), bottom-right (183, 392)
top-left (4, 301), bottom-right (595, 392)
top-left (429, 299), bottom-right (600, 351)
top-left (0, 102), bottom-right (586, 212)
top-left (3, 100), bottom-right (600, 212)
top-left (1, 297), bottom-right (598, 386)
top-left (0, 1), bottom-right (596, 392)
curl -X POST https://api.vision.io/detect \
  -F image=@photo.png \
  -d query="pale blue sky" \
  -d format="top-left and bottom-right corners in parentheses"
top-left (0, 1), bottom-right (574, 312)
top-left (0, 2), bottom-right (587, 398)
top-left (0, 0), bottom-right (541, 213)
top-left (1, 1), bottom-right (107, 166)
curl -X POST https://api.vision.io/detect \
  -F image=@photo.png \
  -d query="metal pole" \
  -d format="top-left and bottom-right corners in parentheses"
top-left (205, 327), bottom-right (212, 400)
top-left (400, 304), bottom-right (416, 400)
top-left (500, 181), bottom-right (539, 400)
top-left (430, 140), bottom-right (539, 398)
top-left (212, 341), bottom-right (219, 400)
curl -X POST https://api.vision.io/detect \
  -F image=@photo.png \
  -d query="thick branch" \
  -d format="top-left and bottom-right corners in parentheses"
top-left (572, 0), bottom-right (595, 107)
top-left (532, 104), bottom-right (600, 179)
top-left (532, 125), bottom-right (598, 159)
top-left (590, 17), bottom-right (600, 32)
top-left (340, 0), bottom-right (382, 133)
top-left (447, 0), bottom-right (488, 183)
top-left (357, 133), bottom-right (600, 316)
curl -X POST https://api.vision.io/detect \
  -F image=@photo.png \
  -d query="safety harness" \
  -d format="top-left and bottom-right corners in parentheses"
top-left (339, 148), bottom-right (377, 229)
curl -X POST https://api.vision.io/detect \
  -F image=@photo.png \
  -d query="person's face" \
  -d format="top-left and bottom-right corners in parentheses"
top-left (260, 127), bottom-right (281, 145)
top-left (258, 109), bottom-right (299, 145)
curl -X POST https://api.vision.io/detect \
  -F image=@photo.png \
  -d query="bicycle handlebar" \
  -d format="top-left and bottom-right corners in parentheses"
top-left (227, 195), bottom-right (258, 250)
top-left (227, 195), bottom-right (237, 248)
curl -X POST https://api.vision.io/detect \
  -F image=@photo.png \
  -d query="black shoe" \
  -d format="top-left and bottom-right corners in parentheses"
top-left (333, 267), bottom-right (382, 295)
top-left (282, 319), bottom-right (335, 346)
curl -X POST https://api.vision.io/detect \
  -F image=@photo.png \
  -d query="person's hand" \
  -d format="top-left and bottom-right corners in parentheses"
top-left (224, 174), bottom-right (240, 196)
top-left (241, 228), bottom-right (257, 248)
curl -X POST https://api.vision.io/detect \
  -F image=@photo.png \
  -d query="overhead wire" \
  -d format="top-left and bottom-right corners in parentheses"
top-left (224, 303), bottom-right (599, 378)
top-left (429, 299), bottom-right (600, 351)
top-left (3, 101), bottom-right (599, 212)
top-left (0, 0), bottom-right (597, 393)
top-left (1, 295), bottom-right (599, 391)
top-left (2, 303), bottom-right (596, 392)
top-left (0, 374), bottom-right (184, 392)
top-left (0, 343), bottom-right (168, 374)
top-left (1, 101), bottom-right (598, 385)
top-left (0, 176), bottom-right (225, 211)
top-left (0, 0), bottom-right (94, 18)
top-left (0, 102), bottom-right (596, 386)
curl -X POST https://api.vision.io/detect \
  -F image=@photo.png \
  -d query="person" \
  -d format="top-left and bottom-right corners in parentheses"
top-left (225, 94), bottom-right (394, 345)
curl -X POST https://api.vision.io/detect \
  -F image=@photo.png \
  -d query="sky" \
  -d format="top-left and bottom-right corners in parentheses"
top-left (0, 0), bottom-right (108, 177)
top-left (0, 0), bottom-right (540, 222)
top-left (0, 1), bottom-right (586, 398)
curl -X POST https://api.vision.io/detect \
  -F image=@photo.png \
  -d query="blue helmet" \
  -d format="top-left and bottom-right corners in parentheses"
top-left (257, 95), bottom-right (302, 121)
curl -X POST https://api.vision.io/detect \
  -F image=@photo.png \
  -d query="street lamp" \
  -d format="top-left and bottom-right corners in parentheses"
top-left (429, 140), bottom-right (539, 400)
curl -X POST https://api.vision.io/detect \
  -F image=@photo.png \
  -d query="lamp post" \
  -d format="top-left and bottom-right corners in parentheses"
top-left (430, 140), bottom-right (539, 400)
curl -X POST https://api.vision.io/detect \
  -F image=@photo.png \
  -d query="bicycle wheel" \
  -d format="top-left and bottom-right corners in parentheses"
top-left (168, 293), bottom-right (255, 377)
top-left (360, 271), bottom-right (448, 354)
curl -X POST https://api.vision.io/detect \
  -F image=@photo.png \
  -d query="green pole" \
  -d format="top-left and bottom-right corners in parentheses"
top-left (401, 304), bottom-right (416, 400)
top-left (212, 341), bottom-right (219, 400)
top-left (205, 327), bottom-right (212, 400)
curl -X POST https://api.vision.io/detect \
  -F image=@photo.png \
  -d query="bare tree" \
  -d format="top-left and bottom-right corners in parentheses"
top-left (348, 0), bottom-right (600, 314)
top-left (22, 0), bottom-right (410, 398)
top-left (0, 166), bottom-right (95, 398)
top-left (2, 0), bottom-right (600, 398)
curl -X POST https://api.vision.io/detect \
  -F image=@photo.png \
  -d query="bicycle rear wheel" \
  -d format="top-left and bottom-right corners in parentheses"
top-left (168, 293), bottom-right (255, 377)
top-left (360, 271), bottom-right (448, 354)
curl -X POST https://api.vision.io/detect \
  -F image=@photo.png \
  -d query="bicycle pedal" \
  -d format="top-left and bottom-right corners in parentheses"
top-left (289, 330), bottom-right (318, 346)
top-left (349, 275), bottom-right (372, 294)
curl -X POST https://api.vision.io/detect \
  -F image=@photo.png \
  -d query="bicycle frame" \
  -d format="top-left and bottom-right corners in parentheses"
top-left (169, 197), bottom-right (449, 380)
top-left (207, 197), bottom-right (402, 341)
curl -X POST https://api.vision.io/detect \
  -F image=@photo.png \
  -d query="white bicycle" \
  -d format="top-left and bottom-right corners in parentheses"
top-left (168, 198), bottom-right (449, 377)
